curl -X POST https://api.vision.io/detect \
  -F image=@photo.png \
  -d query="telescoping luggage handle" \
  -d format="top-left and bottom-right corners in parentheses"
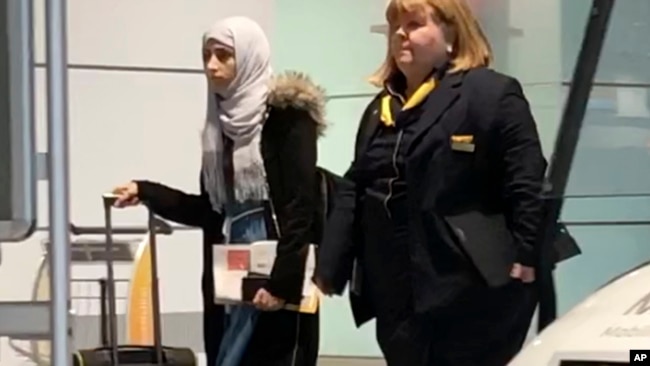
top-left (102, 193), bottom-right (164, 366)
top-left (70, 218), bottom-right (172, 236)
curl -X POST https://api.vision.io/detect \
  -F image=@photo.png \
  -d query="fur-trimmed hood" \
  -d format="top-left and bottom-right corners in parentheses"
top-left (268, 71), bottom-right (327, 136)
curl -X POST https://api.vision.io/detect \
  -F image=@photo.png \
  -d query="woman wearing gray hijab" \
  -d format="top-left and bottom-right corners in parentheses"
top-left (112, 16), bottom-right (326, 366)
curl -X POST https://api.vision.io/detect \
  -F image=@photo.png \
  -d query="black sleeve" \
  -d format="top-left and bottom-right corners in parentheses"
top-left (315, 99), bottom-right (376, 294)
top-left (135, 177), bottom-right (215, 228)
top-left (495, 79), bottom-right (547, 266)
top-left (264, 115), bottom-right (318, 301)
top-left (316, 167), bottom-right (358, 294)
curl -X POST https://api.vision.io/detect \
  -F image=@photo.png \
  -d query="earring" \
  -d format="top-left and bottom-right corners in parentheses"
top-left (446, 44), bottom-right (453, 54)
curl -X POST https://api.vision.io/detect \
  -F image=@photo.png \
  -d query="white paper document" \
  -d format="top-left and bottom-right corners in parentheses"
top-left (213, 241), bottom-right (319, 313)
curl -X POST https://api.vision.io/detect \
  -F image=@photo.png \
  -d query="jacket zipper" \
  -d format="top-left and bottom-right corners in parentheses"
top-left (383, 130), bottom-right (404, 218)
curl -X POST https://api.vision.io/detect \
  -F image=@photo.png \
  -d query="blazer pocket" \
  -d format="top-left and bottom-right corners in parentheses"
top-left (450, 134), bottom-right (476, 153)
top-left (443, 211), bottom-right (517, 287)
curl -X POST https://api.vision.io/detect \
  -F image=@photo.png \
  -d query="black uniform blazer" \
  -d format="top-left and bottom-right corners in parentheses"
top-left (133, 71), bottom-right (327, 366)
top-left (317, 67), bottom-right (547, 326)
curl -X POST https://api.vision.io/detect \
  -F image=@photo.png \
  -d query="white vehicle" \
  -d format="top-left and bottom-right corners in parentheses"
top-left (510, 261), bottom-right (650, 366)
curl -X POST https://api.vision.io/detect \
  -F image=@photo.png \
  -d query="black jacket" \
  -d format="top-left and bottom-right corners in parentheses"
top-left (134, 71), bottom-right (327, 366)
top-left (317, 67), bottom-right (547, 326)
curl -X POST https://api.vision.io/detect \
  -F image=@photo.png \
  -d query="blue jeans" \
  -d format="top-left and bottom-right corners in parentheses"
top-left (215, 201), bottom-right (267, 366)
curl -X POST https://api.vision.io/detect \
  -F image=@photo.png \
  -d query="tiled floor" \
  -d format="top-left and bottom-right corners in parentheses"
top-left (318, 357), bottom-right (384, 366)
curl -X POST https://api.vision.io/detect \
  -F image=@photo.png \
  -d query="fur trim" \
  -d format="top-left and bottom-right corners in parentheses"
top-left (268, 71), bottom-right (327, 136)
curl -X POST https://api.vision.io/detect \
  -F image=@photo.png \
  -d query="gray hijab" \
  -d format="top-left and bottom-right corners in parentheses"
top-left (201, 16), bottom-right (272, 212)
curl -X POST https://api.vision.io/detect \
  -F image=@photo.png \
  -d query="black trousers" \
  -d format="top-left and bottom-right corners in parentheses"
top-left (361, 198), bottom-right (536, 366)
top-left (203, 304), bottom-right (318, 366)
top-left (360, 195), bottom-right (536, 365)
top-left (239, 310), bottom-right (319, 366)
top-left (375, 281), bottom-right (536, 366)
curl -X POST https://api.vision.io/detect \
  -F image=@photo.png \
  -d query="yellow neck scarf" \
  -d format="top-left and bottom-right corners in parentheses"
top-left (380, 78), bottom-right (436, 127)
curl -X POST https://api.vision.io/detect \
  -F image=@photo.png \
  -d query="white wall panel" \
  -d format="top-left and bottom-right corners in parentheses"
top-left (156, 231), bottom-right (203, 313)
top-left (17, 66), bottom-right (207, 323)
top-left (33, 0), bottom-right (276, 68)
top-left (0, 234), bottom-right (47, 301)
top-left (33, 67), bottom-right (211, 227)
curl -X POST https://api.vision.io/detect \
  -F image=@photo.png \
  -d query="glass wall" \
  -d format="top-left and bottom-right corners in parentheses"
top-left (556, 0), bottom-right (650, 313)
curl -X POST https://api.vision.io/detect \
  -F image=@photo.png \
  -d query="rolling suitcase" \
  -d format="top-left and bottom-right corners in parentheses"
top-left (73, 194), bottom-right (196, 366)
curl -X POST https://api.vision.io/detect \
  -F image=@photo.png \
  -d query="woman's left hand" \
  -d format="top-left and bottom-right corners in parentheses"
top-left (510, 263), bottom-right (535, 283)
top-left (253, 288), bottom-right (285, 311)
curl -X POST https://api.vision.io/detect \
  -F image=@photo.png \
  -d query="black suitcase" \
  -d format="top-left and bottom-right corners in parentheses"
top-left (73, 194), bottom-right (196, 366)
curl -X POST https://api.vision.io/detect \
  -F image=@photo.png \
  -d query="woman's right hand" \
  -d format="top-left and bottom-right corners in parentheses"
top-left (312, 276), bottom-right (335, 296)
top-left (111, 181), bottom-right (140, 208)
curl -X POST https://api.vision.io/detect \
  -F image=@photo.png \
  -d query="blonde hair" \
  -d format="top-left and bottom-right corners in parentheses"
top-left (369, 0), bottom-right (493, 87)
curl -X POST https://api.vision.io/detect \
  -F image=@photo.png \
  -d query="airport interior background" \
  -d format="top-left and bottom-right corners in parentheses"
top-left (0, 0), bottom-right (649, 364)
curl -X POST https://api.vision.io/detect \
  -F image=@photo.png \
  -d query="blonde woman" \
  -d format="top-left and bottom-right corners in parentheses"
top-left (316, 0), bottom-right (545, 364)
